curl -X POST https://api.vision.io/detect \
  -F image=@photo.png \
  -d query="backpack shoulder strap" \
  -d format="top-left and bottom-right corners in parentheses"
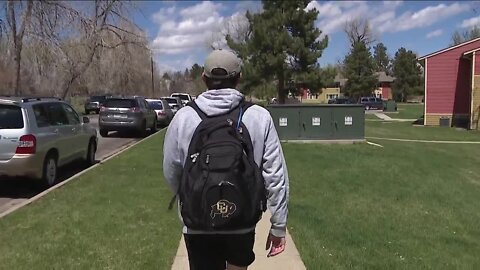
top-left (187, 101), bottom-right (207, 120)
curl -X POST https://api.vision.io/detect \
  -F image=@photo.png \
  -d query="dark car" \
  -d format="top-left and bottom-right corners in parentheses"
top-left (84, 95), bottom-right (111, 114)
top-left (98, 97), bottom-right (157, 137)
top-left (146, 99), bottom-right (174, 126)
top-left (328, 97), bottom-right (355, 104)
top-left (359, 97), bottom-right (384, 110)
top-left (162, 97), bottom-right (183, 114)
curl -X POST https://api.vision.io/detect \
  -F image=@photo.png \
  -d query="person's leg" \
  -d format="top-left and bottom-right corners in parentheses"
top-left (184, 234), bottom-right (225, 270)
top-left (224, 232), bottom-right (256, 269)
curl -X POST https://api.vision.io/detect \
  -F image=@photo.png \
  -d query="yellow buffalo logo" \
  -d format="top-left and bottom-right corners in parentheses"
top-left (211, 200), bottom-right (237, 219)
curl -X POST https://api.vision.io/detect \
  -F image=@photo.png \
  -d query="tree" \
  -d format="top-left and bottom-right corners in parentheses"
top-left (162, 72), bottom-right (171, 80)
top-left (373, 42), bottom-right (390, 74)
top-left (227, 0), bottom-right (328, 104)
top-left (391, 47), bottom-right (422, 102)
top-left (6, 0), bottom-right (33, 96)
top-left (189, 63), bottom-right (203, 79)
top-left (343, 42), bottom-right (378, 99)
top-left (343, 18), bottom-right (375, 47)
top-left (451, 26), bottom-right (480, 45)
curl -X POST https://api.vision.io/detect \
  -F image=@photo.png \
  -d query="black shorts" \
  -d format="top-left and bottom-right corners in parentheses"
top-left (184, 232), bottom-right (255, 270)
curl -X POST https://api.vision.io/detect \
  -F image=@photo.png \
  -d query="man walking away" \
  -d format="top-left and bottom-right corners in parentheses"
top-left (163, 49), bottom-right (289, 270)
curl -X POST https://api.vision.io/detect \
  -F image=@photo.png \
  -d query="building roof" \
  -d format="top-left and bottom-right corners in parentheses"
top-left (376, 71), bottom-right (395, 83)
top-left (334, 72), bottom-right (395, 86)
top-left (418, 37), bottom-right (480, 60)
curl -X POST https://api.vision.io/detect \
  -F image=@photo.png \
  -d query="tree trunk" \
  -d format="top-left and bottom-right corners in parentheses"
top-left (278, 70), bottom-right (286, 104)
top-left (8, 0), bottom-right (33, 96)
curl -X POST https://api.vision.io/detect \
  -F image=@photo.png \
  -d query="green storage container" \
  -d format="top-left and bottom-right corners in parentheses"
top-left (267, 104), bottom-right (365, 141)
top-left (383, 100), bottom-right (397, 112)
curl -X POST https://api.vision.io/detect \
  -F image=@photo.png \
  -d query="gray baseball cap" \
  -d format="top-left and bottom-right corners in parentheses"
top-left (204, 49), bottom-right (241, 79)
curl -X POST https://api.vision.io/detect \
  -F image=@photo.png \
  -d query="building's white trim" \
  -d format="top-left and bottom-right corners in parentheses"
top-left (424, 58), bottom-right (427, 125)
top-left (463, 48), bottom-right (480, 56)
top-left (471, 52), bottom-right (476, 129)
top-left (418, 37), bottom-right (480, 60)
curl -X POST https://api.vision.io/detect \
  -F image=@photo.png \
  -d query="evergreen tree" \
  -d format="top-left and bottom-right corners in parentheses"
top-left (373, 42), bottom-right (390, 74)
top-left (227, 0), bottom-right (328, 103)
top-left (343, 42), bottom-right (378, 99)
top-left (392, 47), bottom-right (422, 102)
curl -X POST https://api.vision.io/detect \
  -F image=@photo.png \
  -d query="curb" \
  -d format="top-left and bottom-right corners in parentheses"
top-left (0, 129), bottom-right (166, 219)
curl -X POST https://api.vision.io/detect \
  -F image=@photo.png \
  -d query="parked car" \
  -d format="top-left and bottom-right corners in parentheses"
top-left (0, 97), bottom-right (97, 187)
top-left (161, 97), bottom-right (183, 114)
top-left (328, 97), bottom-right (355, 104)
top-left (84, 95), bottom-right (111, 114)
top-left (170, 93), bottom-right (193, 106)
top-left (359, 97), bottom-right (384, 110)
top-left (99, 97), bottom-right (157, 137)
top-left (146, 99), bottom-right (174, 126)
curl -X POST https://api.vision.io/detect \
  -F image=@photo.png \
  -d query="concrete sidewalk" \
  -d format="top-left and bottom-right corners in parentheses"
top-left (171, 214), bottom-right (306, 270)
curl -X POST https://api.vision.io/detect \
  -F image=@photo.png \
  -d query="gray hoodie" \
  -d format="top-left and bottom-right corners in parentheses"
top-left (163, 88), bottom-right (289, 237)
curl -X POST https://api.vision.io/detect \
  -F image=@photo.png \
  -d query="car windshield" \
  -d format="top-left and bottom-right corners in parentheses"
top-left (148, 101), bottom-right (163, 110)
top-left (104, 99), bottom-right (135, 108)
top-left (0, 104), bottom-right (24, 129)
top-left (171, 94), bottom-right (189, 101)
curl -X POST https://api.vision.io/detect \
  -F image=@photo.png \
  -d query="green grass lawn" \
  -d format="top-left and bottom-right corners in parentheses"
top-left (2, 119), bottom-right (480, 269)
top-left (385, 103), bottom-right (424, 120)
top-left (366, 121), bottom-right (480, 141)
top-left (0, 131), bottom-right (181, 269)
top-left (287, 123), bottom-right (480, 269)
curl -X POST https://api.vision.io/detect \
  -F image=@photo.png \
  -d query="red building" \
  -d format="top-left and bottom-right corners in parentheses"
top-left (418, 37), bottom-right (480, 129)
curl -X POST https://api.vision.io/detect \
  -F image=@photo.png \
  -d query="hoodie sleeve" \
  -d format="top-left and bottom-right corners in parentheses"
top-left (163, 115), bottom-right (183, 194)
top-left (262, 115), bottom-right (290, 238)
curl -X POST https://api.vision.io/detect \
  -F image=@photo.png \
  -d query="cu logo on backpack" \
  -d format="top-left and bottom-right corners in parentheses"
top-left (211, 200), bottom-right (237, 219)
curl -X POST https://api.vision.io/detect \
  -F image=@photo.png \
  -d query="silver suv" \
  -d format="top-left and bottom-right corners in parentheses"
top-left (0, 97), bottom-right (98, 187)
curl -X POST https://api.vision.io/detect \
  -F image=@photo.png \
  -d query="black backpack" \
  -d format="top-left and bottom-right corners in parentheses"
top-left (170, 100), bottom-right (267, 231)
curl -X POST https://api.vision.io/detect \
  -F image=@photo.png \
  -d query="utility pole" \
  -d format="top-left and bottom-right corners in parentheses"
top-left (151, 56), bottom-right (155, 97)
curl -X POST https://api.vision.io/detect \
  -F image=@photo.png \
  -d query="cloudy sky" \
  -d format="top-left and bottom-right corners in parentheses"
top-left (133, 1), bottom-right (480, 72)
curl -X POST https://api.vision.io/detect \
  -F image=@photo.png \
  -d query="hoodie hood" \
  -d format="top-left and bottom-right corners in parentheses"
top-left (195, 88), bottom-right (244, 116)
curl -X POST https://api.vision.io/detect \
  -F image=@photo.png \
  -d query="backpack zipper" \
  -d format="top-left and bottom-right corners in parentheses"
top-left (191, 153), bottom-right (200, 163)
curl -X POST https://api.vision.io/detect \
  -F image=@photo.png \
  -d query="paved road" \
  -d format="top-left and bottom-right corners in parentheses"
top-left (0, 115), bottom-right (140, 215)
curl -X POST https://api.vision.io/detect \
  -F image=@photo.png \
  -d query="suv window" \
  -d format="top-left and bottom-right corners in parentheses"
top-left (104, 99), bottom-right (135, 108)
top-left (45, 103), bottom-right (69, 126)
top-left (33, 104), bottom-right (51, 128)
top-left (62, 104), bottom-right (80, 125)
top-left (368, 97), bottom-right (376, 102)
top-left (90, 96), bottom-right (106, 102)
top-left (361, 98), bottom-right (369, 102)
top-left (165, 98), bottom-right (178, 104)
top-left (148, 101), bottom-right (163, 110)
top-left (0, 104), bottom-right (24, 129)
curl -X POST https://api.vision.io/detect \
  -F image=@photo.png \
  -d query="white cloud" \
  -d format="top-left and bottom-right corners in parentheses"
top-left (151, 1), bottom-right (226, 55)
top-left (306, 1), bottom-right (469, 36)
top-left (461, 15), bottom-right (480, 28)
top-left (426, 29), bottom-right (443, 39)
top-left (378, 3), bottom-right (470, 33)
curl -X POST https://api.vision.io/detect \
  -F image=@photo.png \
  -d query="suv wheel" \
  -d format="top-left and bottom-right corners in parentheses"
top-left (42, 155), bottom-right (58, 187)
top-left (100, 129), bottom-right (108, 137)
top-left (85, 140), bottom-right (96, 166)
top-left (138, 121), bottom-right (147, 138)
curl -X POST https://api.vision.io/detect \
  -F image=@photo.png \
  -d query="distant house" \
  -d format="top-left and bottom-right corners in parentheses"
top-left (418, 37), bottom-right (480, 129)
top-left (334, 72), bottom-right (395, 100)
